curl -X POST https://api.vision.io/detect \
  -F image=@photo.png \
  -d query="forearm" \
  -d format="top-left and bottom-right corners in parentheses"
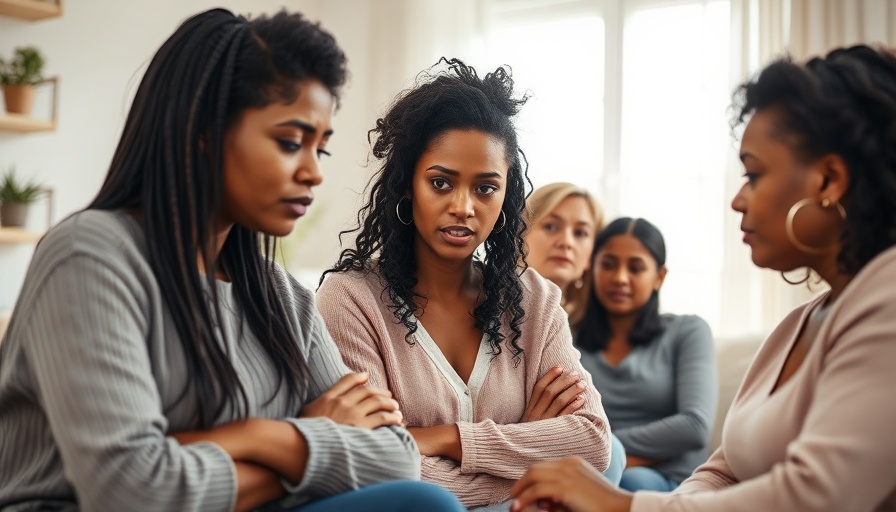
top-left (422, 455), bottom-right (512, 507)
top-left (171, 418), bottom-right (308, 484)
top-left (459, 414), bottom-right (611, 479)
top-left (408, 424), bottom-right (463, 461)
top-left (234, 462), bottom-right (285, 512)
top-left (614, 413), bottom-right (710, 459)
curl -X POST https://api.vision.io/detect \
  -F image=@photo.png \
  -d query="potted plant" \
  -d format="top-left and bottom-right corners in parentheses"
top-left (0, 168), bottom-right (43, 228)
top-left (0, 46), bottom-right (46, 115)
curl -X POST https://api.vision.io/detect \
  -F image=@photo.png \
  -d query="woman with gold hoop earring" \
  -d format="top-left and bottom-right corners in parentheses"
top-left (317, 59), bottom-right (612, 510)
top-left (511, 45), bottom-right (896, 512)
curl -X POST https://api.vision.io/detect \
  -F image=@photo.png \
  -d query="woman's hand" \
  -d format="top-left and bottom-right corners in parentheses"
top-left (522, 366), bottom-right (587, 422)
top-left (300, 372), bottom-right (403, 429)
top-left (510, 457), bottom-right (633, 512)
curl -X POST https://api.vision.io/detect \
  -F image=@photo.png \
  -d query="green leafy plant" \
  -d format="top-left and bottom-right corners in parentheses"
top-left (0, 168), bottom-right (43, 205)
top-left (0, 46), bottom-right (46, 86)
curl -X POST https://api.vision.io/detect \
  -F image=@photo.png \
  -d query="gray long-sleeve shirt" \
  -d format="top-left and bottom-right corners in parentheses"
top-left (579, 314), bottom-right (717, 483)
top-left (0, 209), bottom-right (420, 511)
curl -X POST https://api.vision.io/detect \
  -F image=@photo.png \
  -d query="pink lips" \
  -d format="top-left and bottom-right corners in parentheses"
top-left (548, 256), bottom-right (573, 266)
top-left (440, 225), bottom-right (474, 246)
top-left (282, 196), bottom-right (313, 218)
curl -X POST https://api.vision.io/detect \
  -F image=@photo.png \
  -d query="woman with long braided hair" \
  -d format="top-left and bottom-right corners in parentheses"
top-left (0, 9), bottom-right (464, 512)
top-left (317, 59), bottom-right (612, 509)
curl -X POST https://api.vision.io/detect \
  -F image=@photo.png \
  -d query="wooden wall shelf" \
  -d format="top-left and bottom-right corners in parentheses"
top-left (0, 112), bottom-right (55, 132)
top-left (0, 0), bottom-right (62, 21)
top-left (0, 77), bottom-right (59, 133)
top-left (0, 227), bottom-right (41, 244)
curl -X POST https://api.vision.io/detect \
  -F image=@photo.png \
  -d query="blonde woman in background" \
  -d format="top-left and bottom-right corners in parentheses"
top-left (524, 183), bottom-right (603, 326)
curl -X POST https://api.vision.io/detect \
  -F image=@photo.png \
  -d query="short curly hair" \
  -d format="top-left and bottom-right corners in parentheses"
top-left (323, 58), bottom-right (531, 360)
top-left (732, 44), bottom-right (896, 274)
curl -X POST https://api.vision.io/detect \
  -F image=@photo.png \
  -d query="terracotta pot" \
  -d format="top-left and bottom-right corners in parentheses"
top-left (0, 202), bottom-right (30, 227)
top-left (3, 85), bottom-right (36, 115)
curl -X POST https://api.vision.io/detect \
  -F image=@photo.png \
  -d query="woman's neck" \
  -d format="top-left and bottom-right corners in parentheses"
top-left (809, 249), bottom-right (854, 306)
top-left (606, 314), bottom-right (636, 344)
top-left (413, 239), bottom-right (479, 301)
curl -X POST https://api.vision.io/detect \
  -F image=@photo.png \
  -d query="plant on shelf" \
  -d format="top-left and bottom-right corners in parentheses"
top-left (0, 167), bottom-right (43, 228)
top-left (0, 46), bottom-right (46, 116)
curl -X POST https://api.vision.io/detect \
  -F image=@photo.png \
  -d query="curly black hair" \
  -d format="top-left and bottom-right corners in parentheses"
top-left (322, 58), bottom-right (531, 360)
top-left (90, 8), bottom-right (347, 428)
top-left (732, 44), bottom-right (896, 274)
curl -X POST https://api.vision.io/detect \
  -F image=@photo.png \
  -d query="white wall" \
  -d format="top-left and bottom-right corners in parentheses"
top-left (0, 0), bottom-right (483, 307)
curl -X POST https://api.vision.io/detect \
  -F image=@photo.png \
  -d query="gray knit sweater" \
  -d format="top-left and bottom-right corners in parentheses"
top-left (0, 209), bottom-right (420, 511)
top-left (579, 314), bottom-right (717, 483)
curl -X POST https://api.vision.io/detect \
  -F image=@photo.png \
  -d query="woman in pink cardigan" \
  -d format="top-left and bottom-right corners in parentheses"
top-left (316, 59), bottom-right (612, 509)
top-left (510, 45), bottom-right (896, 512)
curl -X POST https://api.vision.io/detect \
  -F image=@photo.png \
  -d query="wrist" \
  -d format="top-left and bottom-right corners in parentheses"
top-left (611, 489), bottom-right (634, 512)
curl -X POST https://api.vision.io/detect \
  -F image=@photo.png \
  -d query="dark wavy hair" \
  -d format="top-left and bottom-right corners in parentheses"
top-left (574, 217), bottom-right (667, 353)
top-left (88, 8), bottom-right (347, 428)
top-left (732, 44), bottom-right (896, 274)
top-left (322, 58), bottom-right (530, 360)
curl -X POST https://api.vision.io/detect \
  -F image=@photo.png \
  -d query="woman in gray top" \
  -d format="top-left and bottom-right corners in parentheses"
top-left (0, 8), bottom-right (463, 512)
top-left (572, 217), bottom-right (717, 492)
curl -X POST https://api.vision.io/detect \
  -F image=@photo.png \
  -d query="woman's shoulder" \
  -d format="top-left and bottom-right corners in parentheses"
top-left (32, 209), bottom-right (145, 271)
top-left (518, 266), bottom-right (562, 304)
top-left (824, 244), bottom-right (896, 335)
top-left (841, 245), bottom-right (896, 299)
top-left (316, 265), bottom-right (382, 303)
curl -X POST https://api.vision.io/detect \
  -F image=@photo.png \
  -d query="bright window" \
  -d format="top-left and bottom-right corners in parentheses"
top-left (484, 0), bottom-right (733, 334)
top-left (483, 15), bottom-right (605, 192)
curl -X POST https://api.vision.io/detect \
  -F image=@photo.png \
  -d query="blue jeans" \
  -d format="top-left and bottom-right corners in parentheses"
top-left (619, 466), bottom-right (678, 492)
top-left (289, 481), bottom-right (464, 511)
top-left (602, 434), bottom-right (626, 486)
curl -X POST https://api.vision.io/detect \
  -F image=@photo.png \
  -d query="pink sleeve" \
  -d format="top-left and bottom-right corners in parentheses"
top-left (457, 303), bottom-right (611, 480)
top-left (316, 275), bottom-right (391, 389)
top-left (671, 447), bottom-right (738, 494)
top-left (420, 456), bottom-right (512, 508)
top-left (632, 276), bottom-right (896, 512)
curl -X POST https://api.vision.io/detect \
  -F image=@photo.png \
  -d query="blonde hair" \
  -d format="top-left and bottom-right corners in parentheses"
top-left (524, 182), bottom-right (604, 325)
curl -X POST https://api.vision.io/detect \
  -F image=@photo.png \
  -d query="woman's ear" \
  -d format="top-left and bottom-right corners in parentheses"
top-left (656, 266), bottom-right (668, 291)
top-left (816, 153), bottom-right (850, 204)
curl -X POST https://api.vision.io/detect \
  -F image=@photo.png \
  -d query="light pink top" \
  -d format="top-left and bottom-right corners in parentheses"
top-left (633, 246), bottom-right (896, 512)
top-left (317, 267), bottom-right (611, 508)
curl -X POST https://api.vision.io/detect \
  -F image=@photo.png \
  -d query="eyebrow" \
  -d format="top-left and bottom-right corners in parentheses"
top-left (426, 165), bottom-right (503, 180)
top-left (739, 151), bottom-right (756, 163)
top-left (545, 213), bottom-right (593, 226)
top-left (276, 119), bottom-right (334, 136)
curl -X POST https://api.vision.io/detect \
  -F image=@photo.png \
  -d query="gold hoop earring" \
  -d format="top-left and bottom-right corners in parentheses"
top-left (781, 268), bottom-right (810, 285)
top-left (396, 198), bottom-right (412, 226)
top-left (493, 211), bottom-right (506, 233)
top-left (785, 197), bottom-right (847, 255)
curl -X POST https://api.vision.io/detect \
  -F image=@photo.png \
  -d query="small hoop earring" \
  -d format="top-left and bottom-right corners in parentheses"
top-left (781, 268), bottom-right (810, 285)
top-left (493, 210), bottom-right (506, 233)
top-left (396, 198), bottom-right (412, 226)
top-left (785, 197), bottom-right (847, 255)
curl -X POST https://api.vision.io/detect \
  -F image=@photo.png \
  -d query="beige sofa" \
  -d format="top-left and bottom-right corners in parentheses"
top-left (709, 335), bottom-right (765, 452)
